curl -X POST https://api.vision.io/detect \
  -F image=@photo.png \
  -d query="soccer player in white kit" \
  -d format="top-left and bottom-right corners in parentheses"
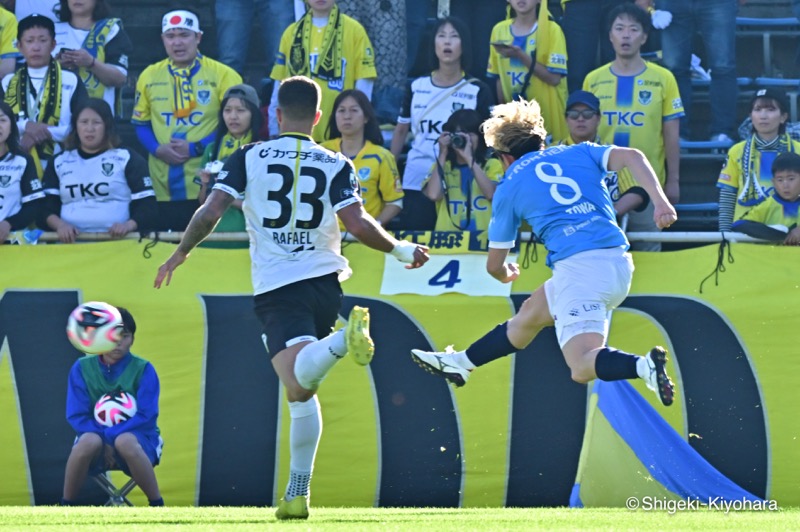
top-left (155, 76), bottom-right (429, 519)
top-left (412, 98), bottom-right (677, 407)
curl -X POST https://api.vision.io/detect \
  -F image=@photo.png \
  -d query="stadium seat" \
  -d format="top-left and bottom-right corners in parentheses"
top-left (91, 471), bottom-right (138, 506)
top-left (736, 16), bottom-right (800, 78)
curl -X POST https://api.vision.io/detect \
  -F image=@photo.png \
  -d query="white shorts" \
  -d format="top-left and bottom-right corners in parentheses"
top-left (544, 247), bottom-right (634, 347)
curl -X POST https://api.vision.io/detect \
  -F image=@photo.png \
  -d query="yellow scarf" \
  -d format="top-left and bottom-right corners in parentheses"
top-left (4, 58), bottom-right (63, 177)
top-left (289, 4), bottom-right (343, 81)
top-left (169, 57), bottom-right (200, 118)
top-left (216, 131), bottom-right (252, 162)
top-left (80, 18), bottom-right (119, 100)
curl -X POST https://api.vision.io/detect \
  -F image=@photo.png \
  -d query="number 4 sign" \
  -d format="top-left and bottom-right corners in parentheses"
top-left (379, 254), bottom-right (515, 296)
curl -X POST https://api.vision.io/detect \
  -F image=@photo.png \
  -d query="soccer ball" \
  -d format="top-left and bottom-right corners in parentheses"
top-left (66, 302), bottom-right (123, 354)
top-left (94, 391), bottom-right (138, 427)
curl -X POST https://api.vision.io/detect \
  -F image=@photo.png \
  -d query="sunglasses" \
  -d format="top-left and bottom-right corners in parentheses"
top-left (565, 109), bottom-right (599, 120)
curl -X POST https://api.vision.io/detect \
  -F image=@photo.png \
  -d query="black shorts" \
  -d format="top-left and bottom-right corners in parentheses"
top-left (254, 273), bottom-right (343, 357)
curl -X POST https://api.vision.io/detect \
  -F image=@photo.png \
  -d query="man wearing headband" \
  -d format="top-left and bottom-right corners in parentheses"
top-left (132, 9), bottom-right (241, 232)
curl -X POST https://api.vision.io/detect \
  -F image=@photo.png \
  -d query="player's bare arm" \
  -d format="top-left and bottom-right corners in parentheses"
top-left (486, 246), bottom-right (519, 283)
top-left (154, 190), bottom-right (235, 288)
top-left (337, 202), bottom-right (430, 269)
top-left (607, 147), bottom-right (677, 229)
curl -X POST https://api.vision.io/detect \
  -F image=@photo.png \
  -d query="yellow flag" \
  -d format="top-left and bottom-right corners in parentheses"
top-left (535, 0), bottom-right (550, 66)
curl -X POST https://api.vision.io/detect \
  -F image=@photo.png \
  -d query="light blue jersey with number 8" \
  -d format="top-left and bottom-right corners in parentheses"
top-left (488, 142), bottom-right (629, 268)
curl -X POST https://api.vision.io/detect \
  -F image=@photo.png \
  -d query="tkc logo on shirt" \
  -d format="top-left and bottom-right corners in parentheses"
top-left (602, 111), bottom-right (645, 127)
top-left (160, 111), bottom-right (205, 126)
top-left (65, 182), bottom-right (110, 199)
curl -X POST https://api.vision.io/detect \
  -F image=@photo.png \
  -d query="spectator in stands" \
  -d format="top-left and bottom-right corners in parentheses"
top-left (42, 98), bottom-right (156, 243)
top-left (268, 0), bottom-right (377, 142)
top-left (561, 0), bottom-right (653, 94)
top-left (3, 14), bottom-right (87, 177)
top-left (391, 16), bottom-right (493, 230)
top-left (323, 89), bottom-right (403, 227)
top-left (196, 84), bottom-right (262, 249)
top-left (583, 4), bottom-right (683, 251)
top-left (422, 108), bottom-right (501, 234)
top-left (487, 0), bottom-right (568, 142)
top-left (61, 307), bottom-right (164, 507)
top-left (53, 0), bottom-right (132, 117)
top-left (718, 88), bottom-right (800, 232)
top-left (14, 0), bottom-right (58, 22)
top-left (0, 5), bottom-right (19, 79)
top-left (732, 151), bottom-right (800, 245)
top-left (659, 0), bottom-right (738, 143)
top-left (558, 90), bottom-right (648, 219)
top-left (0, 100), bottom-right (43, 243)
top-left (214, 0), bottom-right (293, 78)
top-left (132, 9), bottom-right (242, 232)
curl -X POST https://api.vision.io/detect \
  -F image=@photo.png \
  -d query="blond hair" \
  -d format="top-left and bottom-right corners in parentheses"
top-left (481, 99), bottom-right (547, 157)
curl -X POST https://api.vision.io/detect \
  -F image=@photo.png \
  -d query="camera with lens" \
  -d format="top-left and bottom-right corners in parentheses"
top-left (450, 133), bottom-right (468, 150)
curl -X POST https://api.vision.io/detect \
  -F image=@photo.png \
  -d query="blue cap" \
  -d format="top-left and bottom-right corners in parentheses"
top-left (566, 90), bottom-right (600, 112)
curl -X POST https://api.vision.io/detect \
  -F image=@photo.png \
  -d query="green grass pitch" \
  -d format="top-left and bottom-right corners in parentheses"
top-left (0, 506), bottom-right (798, 531)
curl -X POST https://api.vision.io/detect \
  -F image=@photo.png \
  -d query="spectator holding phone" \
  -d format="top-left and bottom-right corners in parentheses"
top-left (487, 0), bottom-right (568, 141)
top-left (53, 0), bottom-right (133, 117)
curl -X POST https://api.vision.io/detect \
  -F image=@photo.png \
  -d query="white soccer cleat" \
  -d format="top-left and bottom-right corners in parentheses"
top-left (346, 306), bottom-right (374, 366)
top-left (411, 347), bottom-right (471, 387)
top-left (642, 346), bottom-right (675, 406)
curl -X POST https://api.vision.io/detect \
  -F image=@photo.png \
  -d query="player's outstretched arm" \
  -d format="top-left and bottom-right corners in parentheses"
top-left (154, 190), bottom-right (234, 288)
top-left (607, 147), bottom-right (677, 229)
top-left (338, 202), bottom-right (430, 269)
top-left (486, 246), bottom-right (519, 283)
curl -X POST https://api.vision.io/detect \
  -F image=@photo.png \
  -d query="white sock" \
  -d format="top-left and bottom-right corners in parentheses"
top-left (285, 396), bottom-right (321, 501)
top-left (294, 329), bottom-right (347, 390)
top-left (636, 356), bottom-right (650, 380)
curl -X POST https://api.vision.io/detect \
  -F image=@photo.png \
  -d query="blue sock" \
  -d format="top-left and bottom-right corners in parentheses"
top-left (594, 347), bottom-right (639, 381)
top-left (149, 497), bottom-right (164, 507)
top-left (465, 322), bottom-right (518, 367)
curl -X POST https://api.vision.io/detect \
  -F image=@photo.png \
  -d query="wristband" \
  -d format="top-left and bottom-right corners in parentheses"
top-left (390, 241), bottom-right (417, 263)
top-left (90, 57), bottom-right (96, 68)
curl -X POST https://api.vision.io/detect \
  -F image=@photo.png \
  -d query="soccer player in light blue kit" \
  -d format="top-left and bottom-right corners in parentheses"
top-left (412, 98), bottom-right (677, 406)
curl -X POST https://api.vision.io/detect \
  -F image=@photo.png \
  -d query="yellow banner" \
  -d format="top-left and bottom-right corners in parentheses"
top-left (0, 241), bottom-right (798, 506)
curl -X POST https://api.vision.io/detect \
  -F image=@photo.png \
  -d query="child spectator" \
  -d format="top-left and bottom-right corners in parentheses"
top-left (322, 89), bottom-right (403, 228)
top-left (268, 0), bottom-right (377, 142)
top-left (718, 89), bottom-right (800, 232)
top-left (487, 0), bottom-right (568, 141)
top-left (422, 109), bottom-right (502, 234)
top-left (732, 152), bottom-right (800, 246)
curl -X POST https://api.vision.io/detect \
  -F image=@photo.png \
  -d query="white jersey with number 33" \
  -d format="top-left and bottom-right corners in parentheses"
top-left (213, 133), bottom-right (362, 295)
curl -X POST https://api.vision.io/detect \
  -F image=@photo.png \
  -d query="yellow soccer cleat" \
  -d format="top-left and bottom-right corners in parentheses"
top-left (346, 306), bottom-right (374, 366)
top-left (275, 496), bottom-right (309, 520)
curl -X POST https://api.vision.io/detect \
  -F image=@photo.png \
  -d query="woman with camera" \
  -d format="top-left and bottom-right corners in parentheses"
top-left (422, 109), bottom-right (502, 233)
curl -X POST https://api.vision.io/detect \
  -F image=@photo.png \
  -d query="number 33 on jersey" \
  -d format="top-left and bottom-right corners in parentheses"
top-left (212, 133), bottom-right (362, 295)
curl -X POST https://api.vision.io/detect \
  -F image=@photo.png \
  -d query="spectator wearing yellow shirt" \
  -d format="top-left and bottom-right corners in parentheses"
top-left (269, 0), bottom-right (377, 142)
top-left (322, 89), bottom-right (403, 228)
